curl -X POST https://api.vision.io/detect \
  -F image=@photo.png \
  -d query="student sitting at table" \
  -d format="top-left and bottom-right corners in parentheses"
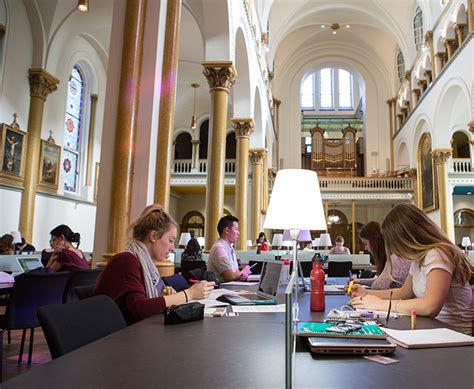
top-left (359, 221), bottom-right (410, 289)
top-left (207, 215), bottom-right (251, 283)
top-left (181, 238), bottom-right (203, 262)
top-left (351, 203), bottom-right (473, 335)
top-left (329, 235), bottom-right (350, 255)
top-left (94, 204), bottom-right (213, 325)
top-left (46, 225), bottom-right (89, 272)
top-left (0, 234), bottom-right (14, 255)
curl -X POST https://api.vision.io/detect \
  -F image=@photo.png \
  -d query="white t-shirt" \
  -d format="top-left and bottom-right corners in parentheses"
top-left (207, 239), bottom-right (239, 283)
top-left (410, 248), bottom-right (473, 335)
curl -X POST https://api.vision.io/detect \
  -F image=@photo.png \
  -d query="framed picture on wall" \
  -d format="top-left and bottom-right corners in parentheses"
top-left (0, 120), bottom-right (28, 186)
top-left (38, 137), bottom-right (61, 193)
top-left (418, 134), bottom-right (438, 212)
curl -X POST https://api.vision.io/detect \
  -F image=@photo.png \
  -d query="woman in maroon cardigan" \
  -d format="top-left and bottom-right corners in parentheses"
top-left (94, 204), bottom-right (213, 325)
top-left (46, 224), bottom-right (89, 272)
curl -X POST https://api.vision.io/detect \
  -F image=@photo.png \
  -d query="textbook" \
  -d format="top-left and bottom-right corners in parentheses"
top-left (382, 328), bottom-right (474, 349)
top-left (296, 321), bottom-right (386, 339)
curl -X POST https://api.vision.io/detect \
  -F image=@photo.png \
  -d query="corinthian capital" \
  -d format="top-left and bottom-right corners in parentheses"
top-left (249, 148), bottom-right (265, 164)
top-left (28, 68), bottom-right (59, 100)
top-left (231, 118), bottom-right (255, 138)
top-left (202, 61), bottom-right (237, 93)
top-left (432, 148), bottom-right (452, 164)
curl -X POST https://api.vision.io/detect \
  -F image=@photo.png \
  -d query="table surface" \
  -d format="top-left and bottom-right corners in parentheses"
top-left (4, 286), bottom-right (474, 388)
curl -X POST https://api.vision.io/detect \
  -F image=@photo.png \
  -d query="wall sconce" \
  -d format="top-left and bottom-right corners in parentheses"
top-left (77, 0), bottom-right (89, 12)
top-left (191, 83), bottom-right (200, 129)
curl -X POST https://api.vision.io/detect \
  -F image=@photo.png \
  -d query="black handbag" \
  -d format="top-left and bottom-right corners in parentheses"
top-left (164, 302), bottom-right (204, 325)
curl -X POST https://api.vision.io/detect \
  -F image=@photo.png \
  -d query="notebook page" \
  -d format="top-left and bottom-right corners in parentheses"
top-left (382, 328), bottom-right (474, 348)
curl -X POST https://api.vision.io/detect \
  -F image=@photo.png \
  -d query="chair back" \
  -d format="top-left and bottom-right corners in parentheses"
top-left (180, 260), bottom-right (206, 282)
top-left (162, 274), bottom-right (189, 291)
top-left (327, 261), bottom-right (353, 277)
top-left (37, 295), bottom-right (126, 359)
top-left (299, 261), bottom-right (312, 277)
top-left (63, 268), bottom-right (102, 303)
top-left (74, 285), bottom-right (95, 300)
top-left (5, 271), bottom-right (70, 330)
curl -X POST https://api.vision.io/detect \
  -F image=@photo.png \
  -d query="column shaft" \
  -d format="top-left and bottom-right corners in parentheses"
top-left (154, 0), bottom-right (182, 210)
top-left (433, 149), bottom-right (454, 240)
top-left (468, 0), bottom-right (473, 32)
top-left (425, 31), bottom-right (436, 79)
top-left (19, 69), bottom-right (59, 241)
top-left (85, 94), bottom-right (98, 186)
top-left (108, 0), bottom-right (147, 254)
top-left (387, 99), bottom-right (394, 171)
top-left (250, 149), bottom-right (264, 242)
top-left (273, 98), bottom-right (281, 170)
top-left (191, 140), bottom-right (200, 170)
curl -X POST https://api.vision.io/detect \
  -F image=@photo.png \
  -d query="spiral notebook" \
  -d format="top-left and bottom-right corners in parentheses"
top-left (297, 321), bottom-right (386, 339)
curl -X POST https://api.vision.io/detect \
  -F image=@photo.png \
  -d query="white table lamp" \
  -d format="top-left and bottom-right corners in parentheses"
top-left (197, 237), bottom-right (205, 248)
top-left (10, 231), bottom-right (22, 244)
top-left (178, 232), bottom-right (192, 247)
top-left (318, 233), bottom-right (332, 250)
top-left (461, 237), bottom-right (471, 253)
top-left (272, 233), bottom-right (284, 247)
top-left (247, 240), bottom-right (254, 249)
top-left (297, 230), bottom-right (312, 242)
top-left (312, 238), bottom-right (320, 248)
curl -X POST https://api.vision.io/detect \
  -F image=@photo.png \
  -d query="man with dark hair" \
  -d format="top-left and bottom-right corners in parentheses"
top-left (207, 215), bottom-right (251, 283)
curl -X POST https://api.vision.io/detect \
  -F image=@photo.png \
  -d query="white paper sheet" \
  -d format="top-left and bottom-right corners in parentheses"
top-left (222, 281), bottom-right (259, 286)
top-left (231, 304), bottom-right (286, 313)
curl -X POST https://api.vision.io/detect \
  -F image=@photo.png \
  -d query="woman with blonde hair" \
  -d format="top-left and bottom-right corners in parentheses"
top-left (94, 204), bottom-right (213, 325)
top-left (352, 203), bottom-right (473, 335)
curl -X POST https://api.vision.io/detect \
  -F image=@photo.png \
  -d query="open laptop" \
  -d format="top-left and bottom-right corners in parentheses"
top-left (217, 260), bottom-right (282, 305)
top-left (17, 256), bottom-right (43, 273)
top-left (308, 337), bottom-right (396, 355)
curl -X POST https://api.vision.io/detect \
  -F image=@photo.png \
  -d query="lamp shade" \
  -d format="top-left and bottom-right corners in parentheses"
top-left (247, 240), bottom-right (253, 248)
top-left (282, 240), bottom-right (293, 248)
top-left (297, 230), bottom-right (312, 242)
top-left (10, 231), bottom-right (22, 244)
top-left (179, 232), bottom-right (192, 247)
top-left (312, 238), bottom-right (320, 247)
top-left (318, 233), bottom-right (332, 247)
top-left (197, 237), bottom-right (205, 248)
top-left (272, 233), bottom-right (283, 246)
top-left (461, 237), bottom-right (471, 248)
top-left (264, 169), bottom-right (327, 231)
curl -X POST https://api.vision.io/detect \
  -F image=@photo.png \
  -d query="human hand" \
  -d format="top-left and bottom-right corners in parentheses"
top-left (351, 294), bottom-right (383, 311)
top-left (240, 265), bottom-right (251, 279)
top-left (188, 281), bottom-right (214, 300)
top-left (350, 284), bottom-right (368, 298)
top-left (163, 286), bottom-right (176, 295)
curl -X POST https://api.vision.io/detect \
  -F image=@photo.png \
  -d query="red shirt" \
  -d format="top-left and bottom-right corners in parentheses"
top-left (94, 252), bottom-right (167, 325)
top-left (55, 249), bottom-right (89, 272)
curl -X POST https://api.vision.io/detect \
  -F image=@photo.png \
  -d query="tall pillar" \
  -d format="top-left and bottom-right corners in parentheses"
top-left (435, 52), bottom-right (445, 75)
top-left (425, 31), bottom-right (436, 79)
top-left (249, 149), bottom-right (264, 243)
top-left (444, 39), bottom-right (454, 60)
top-left (408, 168), bottom-right (419, 207)
top-left (191, 139), bottom-right (200, 171)
top-left (202, 61), bottom-right (237, 250)
top-left (231, 118), bottom-right (254, 250)
top-left (454, 24), bottom-right (465, 48)
top-left (154, 0), bottom-right (182, 211)
top-left (351, 200), bottom-right (356, 253)
top-left (262, 149), bottom-right (269, 212)
top-left (386, 99), bottom-right (394, 171)
top-left (19, 69), bottom-right (59, 242)
top-left (468, 0), bottom-right (473, 32)
top-left (392, 100), bottom-right (398, 132)
top-left (405, 71), bottom-right (412, 112)
top-left (432, 149), bottom-right (454, 240)
top-left (85, 94), bottom-right (98, 187)
top-left (273, 98), bottom-right (281, 169)
top-left (107, 0), bottom-right (147, 254)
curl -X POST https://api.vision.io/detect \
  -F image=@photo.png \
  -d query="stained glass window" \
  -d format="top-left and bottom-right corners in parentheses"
top-left (338, 69), bottom-right (352, 108)
top-left (61, 65), bottom-right (84, 192)
top-left (320, 68), bottom-right (333, 109)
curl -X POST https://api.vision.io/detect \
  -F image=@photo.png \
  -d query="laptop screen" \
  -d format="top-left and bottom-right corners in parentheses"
top-left (167, 252), bottom-right (176, 263)
top-left (258, 261), bottom-right (282, 296)
top-left (17, 257), bottom-right (43, 272)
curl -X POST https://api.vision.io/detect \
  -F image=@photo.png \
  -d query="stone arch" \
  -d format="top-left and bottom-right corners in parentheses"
top-left (451, 131), bottom-right (470, 158)
top-left (250, 86), bottom-right (264, 147)
top-left (232, 27), bottom-right (252, 118)
top-left (395, 141), bottom-right (411, 169)
top-left (202, 0), bottom-right (230, 59)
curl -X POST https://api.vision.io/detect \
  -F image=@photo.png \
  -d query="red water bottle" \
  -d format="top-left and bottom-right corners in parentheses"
top-left (310, 259), bottom-right (325, 312)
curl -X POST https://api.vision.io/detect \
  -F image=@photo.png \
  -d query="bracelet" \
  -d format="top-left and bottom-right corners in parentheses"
top-left (183, 290), bottom-right (188, 302)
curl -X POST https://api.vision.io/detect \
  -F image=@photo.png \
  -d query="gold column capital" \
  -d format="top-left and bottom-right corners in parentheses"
top-left (90, 93), bottom-right (99, 103)
top-left (404, 70), bottom-right (411, 80)
top-left (249, 148), bottom-right (265, 164)
top-left (432, 148), bottom-right (452, 164)
top-left (231, 118), bottom-right (255, 138)
top-left (407, 168), bottom-right (417, 179)
top-left (191, 139), bottom-right (200, 145)
top-left (424, 30), bottom-right (433, 44)
top-left (434, 52), bottom-right (444, 58)
top-left (454, 23), bottom-right (466, 33)
top-left (273, 98), bottom-right (281, 106)
top-left (467, 120), bottom-right (474, 133)
top-left (202, 61), bottom-right (237, 93)
top-left (28, 68), bottom-right (59, 100)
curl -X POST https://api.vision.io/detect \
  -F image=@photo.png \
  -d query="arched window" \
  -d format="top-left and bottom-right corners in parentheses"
top-left (338, 69), bottom-right (352, 109)
top-left (300, 74), bottom-right (314, 109)
top-left (413, 7), bottom-right (424, 51)
top-left (225, 132), bottom-right (236, 159)
top-left (199, 119), bottom-right (209, 159)
top-left (61, 65), bottom-right (84, 193)
top-left (320, 68), bottom-right (333, 109)
top-left (396, 48), bottom-right (405, 83)
top-left (174, 132), bottom-right (192, 159)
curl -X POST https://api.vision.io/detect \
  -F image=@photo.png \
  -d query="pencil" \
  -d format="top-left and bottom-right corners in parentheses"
top-left (385, 290), bottom-right (393, 326)
top-left (411, 309), bottom-right (417, 330)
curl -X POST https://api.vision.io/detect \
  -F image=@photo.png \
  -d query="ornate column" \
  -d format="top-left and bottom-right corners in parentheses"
top-left (423, 70), bottom-right (432, 85)
top-left (386, 99), bottom-right (394, 171)
top-left (435, 52), bottom-right (445, 75)
top-left (412, 88), bottom-right (420, 105)
top-left (432, 149), bottom-right (454, 240)
top-left (405, 71), bottom-right (412, 112)
top-left (262, 149), bottom-right (269, 212)
top-left (19, 69), bottom-right (59, 242)
top-left (407, 168), bottom-right (419, 207)
top-left (107, 0), bottom-right (147, 254)
top-left (468, 120), bottom-right (474, 168)
top-left (425, 31), bottom-right (436, 79)
top-left (154, 0), bottom-right (182, 211)
top-left (191, 139), bottom-right (200, 171)
top-left (444, 39), bottom-right (455, 60)
top-left (231, 118), bottom-right (254, 250)
top-left (202, 61), bottom-right (237, 250)
top-left (249, 149), bottom-right (264, 243)
top-left (85, 94), bottom-right (98, 187)
top-left (273, 98), bottom-right (281, 169)
top-left (392, 99), bottom-right (398, 133)
top-left (454, 24), bottom-right (466, 47)
top-left (468, 0), bottom-right (473, 32)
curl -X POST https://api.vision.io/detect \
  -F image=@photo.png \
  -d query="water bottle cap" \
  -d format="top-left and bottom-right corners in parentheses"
top-left (312, 253), bottom-right (323, 263)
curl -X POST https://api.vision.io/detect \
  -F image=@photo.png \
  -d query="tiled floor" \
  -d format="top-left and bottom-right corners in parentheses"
top-left (2, 328), bottom-right (51, 383)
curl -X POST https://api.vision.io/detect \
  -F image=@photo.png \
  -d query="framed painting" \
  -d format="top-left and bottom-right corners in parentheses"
top-left (417, 133), bottom-right (438, 212)
top-left (0, 121), bottom-right (27, 186)
top-left (38, 137), bottom-right (61, 193)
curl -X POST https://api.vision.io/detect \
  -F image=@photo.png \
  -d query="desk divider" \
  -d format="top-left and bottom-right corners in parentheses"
top-left (285, 271), bottom-right (298, 389)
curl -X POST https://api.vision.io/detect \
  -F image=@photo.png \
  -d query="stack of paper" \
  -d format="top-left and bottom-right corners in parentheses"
top-left (382, 328), bottom-right (474, 349)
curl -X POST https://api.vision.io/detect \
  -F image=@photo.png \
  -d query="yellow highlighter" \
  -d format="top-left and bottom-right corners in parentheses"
top-left (347, 280), bottom-right (354, 295)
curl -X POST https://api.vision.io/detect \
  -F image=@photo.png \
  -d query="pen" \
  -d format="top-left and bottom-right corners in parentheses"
top-left (347, 280), bottom-right (354, 295)
top-left (385, 290), bottom-right (393, 326)
top-left (411, 309), bottom-right (416, 330)
top-left (248, 263), bottom-right (258, 270)
top-left (349, 270), bottom-right (353, 280)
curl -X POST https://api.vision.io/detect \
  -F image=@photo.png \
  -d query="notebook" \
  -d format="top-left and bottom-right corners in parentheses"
top-left (297, 321), bottom-right (387, 339)
top-left (382, 328), bottom-right (474, 349)
top-left (308, 337), bottom-right (396, 355)
top-left (17, 256), bottom-right (43, 273)
top-left (217, 260), bottom-right (282, 305)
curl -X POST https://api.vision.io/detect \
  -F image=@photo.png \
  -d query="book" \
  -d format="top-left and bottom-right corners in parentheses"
top-left (382, 328), bottom-right (474, 349)
top-left (296, 321), bottom-right (386, 339)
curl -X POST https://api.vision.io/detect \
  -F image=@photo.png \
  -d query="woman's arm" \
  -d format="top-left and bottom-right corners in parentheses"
top-left (351, 275), bottom-right (415, 300)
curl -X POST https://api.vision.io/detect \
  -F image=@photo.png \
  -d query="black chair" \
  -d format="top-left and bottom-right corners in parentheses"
top-left (37, 295), bottom-right (126, 360)
top-left (248, 260), bottom-right (263, 274)
top-left (0, 271), bottom-right (70, 365)
top-left (299, 261), bottom-right (312, 277)
top-left (74, 285), bottom-right (95, 300)
top-left (162, 274), bottom-right (189, 292)
top-left (180, 260), bottom-right (206, 282)
top-left (327, 261), bottom-right (353, 277)
top-left (62, 268), bottom-right (102, 303)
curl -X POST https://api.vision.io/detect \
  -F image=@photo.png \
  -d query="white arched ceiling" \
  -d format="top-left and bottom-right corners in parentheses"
top-left (411, 116), bottom-right (431, 163)
top-left (395, 141), bottom-right (410, 169)
top-left (201, 0), bottom-right (230, 59)
top-left (232, 27), bottom-right (251, 117)
top-left (250, 87), bottom-right (263, 148)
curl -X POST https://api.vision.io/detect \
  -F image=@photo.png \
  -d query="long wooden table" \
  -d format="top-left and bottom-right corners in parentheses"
top-left (3, 287), bottom-right (473, 388)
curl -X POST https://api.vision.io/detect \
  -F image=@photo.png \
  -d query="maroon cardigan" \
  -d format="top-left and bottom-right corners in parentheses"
top-left (94, 252), bottom-right (167, 325)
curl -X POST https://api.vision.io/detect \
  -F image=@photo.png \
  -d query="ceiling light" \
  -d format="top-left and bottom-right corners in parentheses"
top-left (190, 83), bottom-right (200, 129)
top-left (321, 25), bottom-right (326, 28)
top-left (77, 0), bottom-right (89, 12)
top-left (332, 31), bottom-right (337, 35)
top-left (345, 24), bottom-right (350, 28)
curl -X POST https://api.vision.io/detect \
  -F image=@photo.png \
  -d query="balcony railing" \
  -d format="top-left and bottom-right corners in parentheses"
top-left (451, 158), bottom-right (472, 173)
top-left (173, 159), bottom-right (236, 174)
top-left (319, 177), bottom-right (413, 191)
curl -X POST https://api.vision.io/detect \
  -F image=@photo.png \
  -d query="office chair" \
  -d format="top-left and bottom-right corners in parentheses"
top-left (327, 261), bottom-right (353, 277)
top-left (299, 261), bottom-right (312, 277)
top-left (38, 295), bottom-right (126, 360)
top-left (74, 285), bottom-right (95, 300)
top-left (180, 260), bottom-right (206, 282)
top-left (62, 268), bottom-right (102, 303)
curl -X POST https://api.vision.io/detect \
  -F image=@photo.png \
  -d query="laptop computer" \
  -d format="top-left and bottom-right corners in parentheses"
top-left (308, 337), bottom-right (396, 355)
top-left (217, 260), bottom-right (282, 305)
top-left (17, 256), bottom-right (43, 273)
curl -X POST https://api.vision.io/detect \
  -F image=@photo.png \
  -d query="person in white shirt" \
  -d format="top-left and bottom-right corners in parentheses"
top-left (351, 203), bottom-right (473, 335)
